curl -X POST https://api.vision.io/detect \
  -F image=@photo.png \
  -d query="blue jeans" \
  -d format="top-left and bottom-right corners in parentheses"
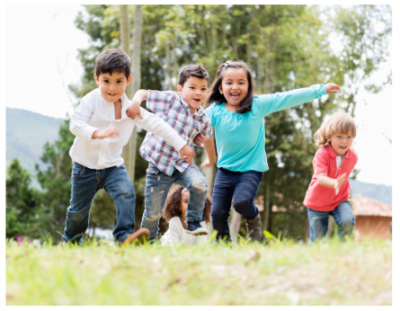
top-left (62, 162), bottom-right (136, 244)
top-left (211, 168), bottom-right (263, 241)
top-left (307, 201), bottom-right (356, 242)
top-left (141, 164), bottom-right (208, 239)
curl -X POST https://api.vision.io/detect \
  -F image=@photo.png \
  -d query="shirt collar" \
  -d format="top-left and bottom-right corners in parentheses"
top-left (326, 143), bottom-right (352, 159)
top-left (96, 88), bottom-right (131, 119)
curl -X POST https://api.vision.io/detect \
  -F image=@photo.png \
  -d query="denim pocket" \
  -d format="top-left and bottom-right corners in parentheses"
top-left (71, 162), bottom-right (86, 178)
top-left (146, 164), bottom-right (159, 175)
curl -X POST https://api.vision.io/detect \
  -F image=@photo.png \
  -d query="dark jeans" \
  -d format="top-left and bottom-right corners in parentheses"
top-left (307, 201), bottom-right (355, 242)
top-left (211, 168), bottom-right (263, 241)
top-left (62, 162), bottom-right (136, 244)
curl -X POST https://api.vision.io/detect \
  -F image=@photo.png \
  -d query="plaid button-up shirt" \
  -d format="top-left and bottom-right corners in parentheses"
top-left (139, 90), bottom-right (212, 176)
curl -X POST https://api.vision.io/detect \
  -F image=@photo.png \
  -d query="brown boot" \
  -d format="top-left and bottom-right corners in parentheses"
top-left (246, 214), bottom-right (262, 242)
top-left (120, 228), bottom-right (150, 247)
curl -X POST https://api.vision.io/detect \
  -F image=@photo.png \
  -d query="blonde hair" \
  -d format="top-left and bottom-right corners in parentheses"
top-left (314, 112), bottom-right (356, 146)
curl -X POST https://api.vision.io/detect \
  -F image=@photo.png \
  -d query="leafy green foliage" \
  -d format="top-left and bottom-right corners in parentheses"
top-left (35, 119), bottom-right (76, 241)
top-left (6, 159), bottom-right (43, 239)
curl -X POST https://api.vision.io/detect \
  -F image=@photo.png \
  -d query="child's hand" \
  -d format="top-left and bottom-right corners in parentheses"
top-left (193, 133), bottom-right (205, 147)
top-left (325, 83), bottom-right (341, 94)
top-left (92, 127), bottom-right (120, 139)
top-left (179, 145), bottom-right (196, 165)
top-left (333, 173), bottom-right (347, 195)
top-left (126, 99), bottom-right (143, 120)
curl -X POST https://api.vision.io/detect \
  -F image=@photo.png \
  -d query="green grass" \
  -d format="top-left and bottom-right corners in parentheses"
top-left (6, 237), bottom-right (392, 305)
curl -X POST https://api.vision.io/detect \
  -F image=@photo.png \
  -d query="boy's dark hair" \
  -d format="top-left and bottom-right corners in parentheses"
top-left (204, 61), bottom-right (255, 114)
top-left (95, 49), bottom-right (131, 79)
top-left (163, 185), bottom-right (212, 224)
top-left (178, 64), bottom-right (209, 86)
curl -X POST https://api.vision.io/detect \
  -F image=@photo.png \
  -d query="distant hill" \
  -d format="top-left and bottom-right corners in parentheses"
top-left (349, 179), bottom-right (392, 205)
top-left (6, 108), bottom-right (63, 185)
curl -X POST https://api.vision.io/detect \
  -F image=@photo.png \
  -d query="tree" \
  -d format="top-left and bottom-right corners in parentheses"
top-left (6, 159), bottom-right (43, 239)
top-left (35, 119), bottom-right (75, 241)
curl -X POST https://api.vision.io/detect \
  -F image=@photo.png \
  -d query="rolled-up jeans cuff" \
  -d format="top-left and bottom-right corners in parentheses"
top-left (118, 233), bottom-right (129, 244)
top-left (62, 233), bottom-right (84, 244)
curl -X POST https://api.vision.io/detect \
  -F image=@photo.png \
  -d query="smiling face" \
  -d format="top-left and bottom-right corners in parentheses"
top-left (219, 68), bottom-right (249, 111)
top-left (95, 71), bottom-right (131, 104)
top-left (177, 76), bottom-right (209, 114)
top-left (328, 132), bottom-right (354, 156)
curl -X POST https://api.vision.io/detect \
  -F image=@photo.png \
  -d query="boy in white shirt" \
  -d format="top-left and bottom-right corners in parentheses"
top-left (62, 49), bottom-right (195, 246)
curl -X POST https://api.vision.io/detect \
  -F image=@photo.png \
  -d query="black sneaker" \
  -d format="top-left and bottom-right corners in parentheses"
top-left (185, 221), bottom-right (208, 235)
top-left (246, 214), bottom-right (262, 242)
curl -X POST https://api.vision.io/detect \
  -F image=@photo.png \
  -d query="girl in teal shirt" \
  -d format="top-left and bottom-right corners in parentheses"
top-left (199, 61), bottom-right (340, 242)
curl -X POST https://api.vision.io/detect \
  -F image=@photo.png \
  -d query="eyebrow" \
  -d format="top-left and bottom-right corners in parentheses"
top-left (101, 77), bottom-right (124, 80)
top-left (188, 84), bottom-right (207, 87)
top-left (224, 78), bottom-right (247, 81)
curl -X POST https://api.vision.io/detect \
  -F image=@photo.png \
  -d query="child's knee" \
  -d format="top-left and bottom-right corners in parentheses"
top-left (147, 213), bottom-right (162, 222)
top-left (339, 215), bottom-right (355, 230)
top-left (234, 198), bottom-right (252, 211)
top-left (190, 177), bottom-right (208, 193)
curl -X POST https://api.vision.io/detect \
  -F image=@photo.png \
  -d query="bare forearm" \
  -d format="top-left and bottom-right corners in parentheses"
top-left (203, 138), bottom-right (216, 165)
top-left (132, 89), bottom-right (148, 103)
top-left (316, 175), bottom-right (335, 188)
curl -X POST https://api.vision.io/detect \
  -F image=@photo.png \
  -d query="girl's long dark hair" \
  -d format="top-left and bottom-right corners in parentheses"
top-left (163, 185), bottom-right (212, 224)
top-left (204, 61), bottom-right (255, 114)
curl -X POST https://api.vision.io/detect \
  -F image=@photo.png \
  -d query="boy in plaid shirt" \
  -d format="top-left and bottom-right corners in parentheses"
top-left (126, 65), bottom-right (216, 239)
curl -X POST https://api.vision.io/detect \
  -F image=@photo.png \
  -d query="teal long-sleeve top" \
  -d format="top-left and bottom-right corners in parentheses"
top-left (204, 84), bottom-right (327, 172)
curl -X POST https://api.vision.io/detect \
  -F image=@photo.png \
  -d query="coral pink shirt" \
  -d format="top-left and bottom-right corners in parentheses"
top-left (303, 145), bottom-right (358, 211)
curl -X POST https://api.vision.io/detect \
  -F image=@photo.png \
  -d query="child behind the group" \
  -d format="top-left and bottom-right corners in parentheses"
top-left (161, 186), bottom-right (212, 246)
top-left (126, 64), bottom-right (217, 240)
top-left (62, 49), bottom-right (195, 246)
top-left (199, 60), bottom-right (341, 242)
top-left (303, 112), bottom-right (358, 242)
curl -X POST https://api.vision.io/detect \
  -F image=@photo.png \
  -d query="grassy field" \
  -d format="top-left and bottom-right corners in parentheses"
top-left (6, 237), bottom-right (392, 306)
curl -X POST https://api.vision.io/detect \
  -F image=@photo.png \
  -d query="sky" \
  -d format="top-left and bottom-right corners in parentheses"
top-left (2, 4), bottom-right (395, 187)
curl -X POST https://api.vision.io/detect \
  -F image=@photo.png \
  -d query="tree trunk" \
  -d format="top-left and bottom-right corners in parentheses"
top-left (166, 43), bottom-right (173, 90)
top-left (119, 5), bottom-right (134, 182)
top-left (119, 5), bottom-right (142, 184)
top-left (126, 5), bottom-right (143, 183)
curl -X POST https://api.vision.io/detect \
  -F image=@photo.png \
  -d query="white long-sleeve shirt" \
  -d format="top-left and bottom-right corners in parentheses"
top-left (160, 217), bottom-right (208, 247)
top-left (69, 88), bottom-right (187, 170)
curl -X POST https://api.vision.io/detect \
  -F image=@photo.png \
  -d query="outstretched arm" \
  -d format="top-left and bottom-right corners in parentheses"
top-left (135, 107), bottom-right (196, 165)
top-left (317, 173), bottom-right (347, 195)
top-left (258, 83), bottom-right (341, 116)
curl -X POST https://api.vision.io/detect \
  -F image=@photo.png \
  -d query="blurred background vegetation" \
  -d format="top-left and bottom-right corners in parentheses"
top-left (6, 4), bottom-right (391, 242)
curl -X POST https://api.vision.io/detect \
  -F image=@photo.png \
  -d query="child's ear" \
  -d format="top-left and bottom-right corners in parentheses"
top-left (94, 74), bottom-right (100, 85)
top-left (218, 85), bottom-right (223, 95)
top-left (177, 85), bottom-right (183, 95)
top-left (126, 75), bottom-right (132, 85)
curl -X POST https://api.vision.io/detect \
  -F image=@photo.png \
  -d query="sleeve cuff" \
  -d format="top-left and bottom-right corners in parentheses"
top-left (311, 84), bottom-right (327, 98)
top-left (85, 126), bottom-right (99, 140)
